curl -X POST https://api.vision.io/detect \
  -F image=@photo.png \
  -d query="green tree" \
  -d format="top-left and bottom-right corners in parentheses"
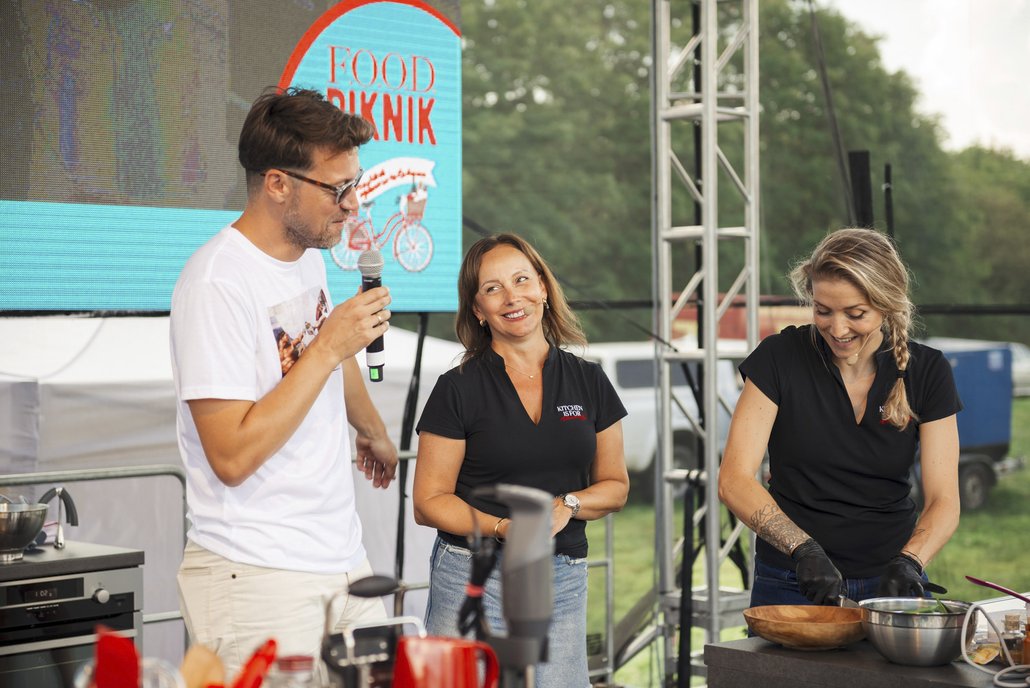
top-left (435, 0), bottom-right (1029, 347)
top-left (459, 0), bottom-right (653, 341)
top-left (935, 147), bottom-right (1030, 344)
top-left (754, 0), bottom-right (976, 313)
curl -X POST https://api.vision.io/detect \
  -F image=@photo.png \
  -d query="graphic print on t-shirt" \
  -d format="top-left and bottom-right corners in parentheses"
top-left (557, 403), bottom-right (586, 421)
top-left (269, 287), bottom-right (329, 377)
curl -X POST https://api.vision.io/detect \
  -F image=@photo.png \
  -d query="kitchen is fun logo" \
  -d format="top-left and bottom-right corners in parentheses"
top-left (557, 404), bottom-right (586, 421)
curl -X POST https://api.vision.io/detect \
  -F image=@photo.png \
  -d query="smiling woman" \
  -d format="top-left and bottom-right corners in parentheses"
top-left (412, 233), bottom-right (630, 688)
top-left (718, 227), bottom-right (963, 610)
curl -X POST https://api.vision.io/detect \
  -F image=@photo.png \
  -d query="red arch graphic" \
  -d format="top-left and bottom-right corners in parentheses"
top-left (278, 0), bottom-right (460, 89)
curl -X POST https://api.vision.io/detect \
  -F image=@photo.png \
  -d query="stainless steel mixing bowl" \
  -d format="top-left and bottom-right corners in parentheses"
top-left (0, 503), bottom-right (47, 562)
top-left (860, 597), bottom-right (974, 666)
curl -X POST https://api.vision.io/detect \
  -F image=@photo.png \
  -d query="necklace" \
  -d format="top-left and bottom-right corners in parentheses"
top-left (505, 363), bottom-right (537, 380)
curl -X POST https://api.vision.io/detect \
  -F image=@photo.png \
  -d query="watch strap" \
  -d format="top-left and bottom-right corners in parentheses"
top-left (559, 493), bottom-right (581, 519)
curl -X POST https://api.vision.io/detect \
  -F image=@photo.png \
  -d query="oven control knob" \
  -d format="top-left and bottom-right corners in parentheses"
top-left (93, 588), bottom-right (111, 604)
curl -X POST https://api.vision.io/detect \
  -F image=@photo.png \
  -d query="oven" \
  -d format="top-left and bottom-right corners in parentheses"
top-left (0, 542), bottom-right (143, 688)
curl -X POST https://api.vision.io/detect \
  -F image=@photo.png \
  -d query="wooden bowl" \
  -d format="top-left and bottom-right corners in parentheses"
top-left (743, 605), bottom-right (865, 650)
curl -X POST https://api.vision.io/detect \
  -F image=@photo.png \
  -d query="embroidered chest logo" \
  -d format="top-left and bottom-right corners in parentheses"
top-left (557, 404), bottom-right (586, 421)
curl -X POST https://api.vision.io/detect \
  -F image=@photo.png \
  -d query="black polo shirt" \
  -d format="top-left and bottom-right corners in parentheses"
top-left (416, 346), bottom-right (627, 558)
top-left (740, 325), bottom-right (962, 577)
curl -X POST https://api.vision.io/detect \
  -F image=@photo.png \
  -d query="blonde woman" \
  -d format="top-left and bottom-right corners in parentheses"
top-left (719, 228), bottom-right (961, 606)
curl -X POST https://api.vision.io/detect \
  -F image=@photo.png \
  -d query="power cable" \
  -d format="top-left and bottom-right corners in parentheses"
top-left (0, 318), bottom-right (107, 380)
top-left (806, 0), bottom-right (856, 224)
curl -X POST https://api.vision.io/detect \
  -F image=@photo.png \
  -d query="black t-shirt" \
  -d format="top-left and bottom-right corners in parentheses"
top-left (416, 346), bottom-right (627, 558)
top-left (740, 325), bottom-right (962, 577)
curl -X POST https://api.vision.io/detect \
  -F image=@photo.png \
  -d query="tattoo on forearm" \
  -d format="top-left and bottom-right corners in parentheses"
top-left (749, 504), bottom-right (810, 556)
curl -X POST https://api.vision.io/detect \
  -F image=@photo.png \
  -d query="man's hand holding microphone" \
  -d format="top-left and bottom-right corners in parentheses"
top-left (311, 269), bottom-right (391, 369)
top-left (357, 249), bottom-right (387, 382)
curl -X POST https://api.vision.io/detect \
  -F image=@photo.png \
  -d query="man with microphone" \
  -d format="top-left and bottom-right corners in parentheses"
top-left (170, 86), bottom-right (396, 678)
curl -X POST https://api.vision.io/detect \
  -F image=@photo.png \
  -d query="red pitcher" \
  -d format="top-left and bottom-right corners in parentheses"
top-left (392, 635), bottom-right (499, 688)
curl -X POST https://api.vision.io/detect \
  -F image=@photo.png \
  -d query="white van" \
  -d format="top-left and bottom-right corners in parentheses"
top-left (579, 339), bottom-right (746, 497)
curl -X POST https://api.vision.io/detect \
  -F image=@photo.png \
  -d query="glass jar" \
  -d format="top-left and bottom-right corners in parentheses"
top-left (1000, 613), bottom-right (1025, 664)
top-left (264, 654), bottom-right (318, 687)
top-left (1023, 612), bottom-right (1030, 667)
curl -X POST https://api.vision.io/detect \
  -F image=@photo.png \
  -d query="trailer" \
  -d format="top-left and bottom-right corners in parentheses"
top-left (916, 338), bottom-right (1019, 510)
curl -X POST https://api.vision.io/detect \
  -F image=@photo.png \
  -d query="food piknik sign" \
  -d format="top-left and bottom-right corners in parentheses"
top-left (280, 0), bottom-right (460, 312)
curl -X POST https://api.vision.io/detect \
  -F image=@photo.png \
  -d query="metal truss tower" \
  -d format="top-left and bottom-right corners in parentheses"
top-left (650, 0), bottom-right (761, 680)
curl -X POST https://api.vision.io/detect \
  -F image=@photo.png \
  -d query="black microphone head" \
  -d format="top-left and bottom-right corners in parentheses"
top-left (357, 249), bottom-right (384, 278)
top-left (348, 574), bottom-right (399, 598)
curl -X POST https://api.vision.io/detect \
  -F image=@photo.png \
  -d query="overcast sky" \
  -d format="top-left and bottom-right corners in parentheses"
top-left (825, 0), bottom-right (1030, 160)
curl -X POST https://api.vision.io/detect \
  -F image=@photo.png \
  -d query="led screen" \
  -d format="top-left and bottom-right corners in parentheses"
top-left (0, 0), bottom-right (461, 313)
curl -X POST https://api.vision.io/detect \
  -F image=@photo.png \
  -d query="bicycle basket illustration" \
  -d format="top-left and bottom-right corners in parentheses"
top-left (330, 185), bottom-right (434, 272)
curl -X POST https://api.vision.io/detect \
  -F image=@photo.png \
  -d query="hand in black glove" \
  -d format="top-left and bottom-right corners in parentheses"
top-left (791, 539), bottom-right (843, 605)
top-left (877, 553), bottom-right (925, 597)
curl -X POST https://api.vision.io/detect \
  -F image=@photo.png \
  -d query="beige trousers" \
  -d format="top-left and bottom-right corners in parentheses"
top-left (176, 540), bottom-right (387, 680)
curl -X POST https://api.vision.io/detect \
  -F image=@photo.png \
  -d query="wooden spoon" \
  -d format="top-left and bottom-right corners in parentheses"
top-left (179, 644), bottom-right (225, 688)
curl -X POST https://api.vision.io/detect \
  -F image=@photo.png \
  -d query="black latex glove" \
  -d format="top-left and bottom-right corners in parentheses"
top-left (877, 553), bottom-right (925, 597)
top-left (791, 539), bottom-right (844, 605)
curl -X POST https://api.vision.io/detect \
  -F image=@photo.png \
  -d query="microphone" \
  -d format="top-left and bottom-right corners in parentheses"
top-left (358, 249), bottom-right (385, 382)
top-left (846, 334), bottom-right (872, 367)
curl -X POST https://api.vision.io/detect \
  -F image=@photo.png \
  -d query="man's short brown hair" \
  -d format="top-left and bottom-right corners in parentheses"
top-left (238, 87), bottom-right (374, 186)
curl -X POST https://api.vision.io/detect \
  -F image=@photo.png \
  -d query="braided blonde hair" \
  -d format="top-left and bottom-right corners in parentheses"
top-left (789, 228), bottom-right (918, 430)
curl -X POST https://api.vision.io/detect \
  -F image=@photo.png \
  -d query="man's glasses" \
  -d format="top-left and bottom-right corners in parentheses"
top-left (262, 168), bottom-right (364, 204)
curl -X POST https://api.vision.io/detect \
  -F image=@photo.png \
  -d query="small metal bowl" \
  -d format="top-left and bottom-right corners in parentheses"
top-left (0, 503), bottom-right (47, 562)
top-left (743, 605), bottom-right (865, 650)
top-left (860, 597), bottom-right (974, 666)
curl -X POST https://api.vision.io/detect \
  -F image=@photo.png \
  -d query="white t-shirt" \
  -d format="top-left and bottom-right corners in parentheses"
top-left (170, 225), bottom-right (366, 574)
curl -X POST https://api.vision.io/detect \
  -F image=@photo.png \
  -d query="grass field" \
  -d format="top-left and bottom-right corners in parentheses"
top-left (588, 397), bottom-right (1030, 687)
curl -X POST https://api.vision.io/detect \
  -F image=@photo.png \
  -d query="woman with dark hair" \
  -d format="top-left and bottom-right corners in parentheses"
top-left (719, 227), bottom-right (962, 607)
top-left (413, 233), bottom-right (629, 688)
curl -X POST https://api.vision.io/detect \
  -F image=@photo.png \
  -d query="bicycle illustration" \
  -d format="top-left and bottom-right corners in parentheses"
top-left (330, 181), bottom-right (434, 272)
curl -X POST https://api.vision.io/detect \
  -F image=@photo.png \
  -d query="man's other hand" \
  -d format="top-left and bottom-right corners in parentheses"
top-left (355, 431), bottom-right (398, 489)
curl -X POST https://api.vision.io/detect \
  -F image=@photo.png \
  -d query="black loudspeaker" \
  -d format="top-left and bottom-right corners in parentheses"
top-left (848, 150), bottom-right (874, 227)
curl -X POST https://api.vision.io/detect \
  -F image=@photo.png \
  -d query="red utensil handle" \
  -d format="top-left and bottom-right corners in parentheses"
top-left (231, 638), bottom-right (277, 688)
top-left (965, 575), bottom-right (1030, 605)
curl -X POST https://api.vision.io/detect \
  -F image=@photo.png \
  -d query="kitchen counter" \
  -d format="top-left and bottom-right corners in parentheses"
top-left (0, 541), bottom-right (144, 582)
top-left (704, 636), bottom-right (994, 688)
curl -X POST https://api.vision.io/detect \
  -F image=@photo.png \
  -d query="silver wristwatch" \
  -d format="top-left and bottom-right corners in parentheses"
top-left (558, 493), bottom-right (581, 519)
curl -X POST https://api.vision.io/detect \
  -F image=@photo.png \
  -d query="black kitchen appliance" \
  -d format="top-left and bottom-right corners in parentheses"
top-left (0, 541), bottom-right (143, 688)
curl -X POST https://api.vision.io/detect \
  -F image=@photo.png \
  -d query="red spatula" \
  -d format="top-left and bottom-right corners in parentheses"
top-left (93, 625), bottom-right (140, 688)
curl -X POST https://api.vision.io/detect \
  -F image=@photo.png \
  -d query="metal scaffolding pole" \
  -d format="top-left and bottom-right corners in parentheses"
top-left (650, 0), bottom-right (761, 681)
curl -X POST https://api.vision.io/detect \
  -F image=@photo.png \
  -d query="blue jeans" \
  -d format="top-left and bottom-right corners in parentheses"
top-left (425, 537), bottom-right (590, 688)
top-left (750, 557), bottom-right (930, 608)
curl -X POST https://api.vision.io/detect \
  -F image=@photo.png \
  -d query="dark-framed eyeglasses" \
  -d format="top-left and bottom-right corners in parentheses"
top-left (262, 168), bottom-right (364, 204)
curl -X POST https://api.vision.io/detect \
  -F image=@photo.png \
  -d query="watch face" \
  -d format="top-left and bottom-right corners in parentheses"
top-left (564, 494), bottom-right (580, 508)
